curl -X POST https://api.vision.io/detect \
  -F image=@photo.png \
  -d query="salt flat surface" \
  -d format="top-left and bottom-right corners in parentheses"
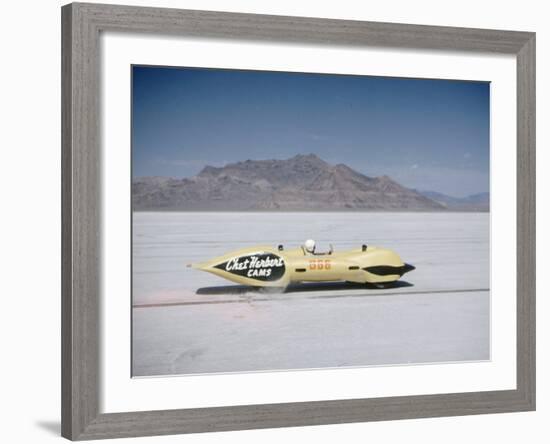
top-left (132, 212), bottom-right (490, 376)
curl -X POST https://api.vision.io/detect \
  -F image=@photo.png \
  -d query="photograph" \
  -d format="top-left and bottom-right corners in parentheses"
top-left (1, 0), bottom-right (539, 441)
top-left (131, 65), bottom-right (490, 377)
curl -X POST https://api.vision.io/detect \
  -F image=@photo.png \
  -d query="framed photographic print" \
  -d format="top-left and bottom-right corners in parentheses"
top-left (61, 2), bottom-right (535, 440)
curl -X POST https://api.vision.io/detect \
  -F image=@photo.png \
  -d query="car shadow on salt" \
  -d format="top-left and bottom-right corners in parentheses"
top-left (196, 280), bottom-right (413, 295)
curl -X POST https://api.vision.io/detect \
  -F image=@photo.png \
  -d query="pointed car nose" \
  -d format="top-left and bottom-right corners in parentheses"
top-left (402, 263), bottom-right (415, 274)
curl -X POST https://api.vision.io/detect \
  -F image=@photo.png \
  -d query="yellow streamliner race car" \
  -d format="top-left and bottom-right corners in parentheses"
top-left (189, 239), bottom-right (415, 288)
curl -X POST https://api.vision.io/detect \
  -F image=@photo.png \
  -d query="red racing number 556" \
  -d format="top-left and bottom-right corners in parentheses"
top-left (309, 259), bottom-right (331, 270)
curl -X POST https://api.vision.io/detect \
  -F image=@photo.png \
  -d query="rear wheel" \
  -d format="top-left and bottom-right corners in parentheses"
top-left (365, 281), bottom-right (398, 289)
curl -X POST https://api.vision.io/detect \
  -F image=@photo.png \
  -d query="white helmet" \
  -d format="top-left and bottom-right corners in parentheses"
top-left (304, 239), bottom-right (316, 253)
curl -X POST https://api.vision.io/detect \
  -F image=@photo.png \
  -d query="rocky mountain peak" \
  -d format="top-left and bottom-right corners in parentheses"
top-left (133, 155), bottom-right (447, 211)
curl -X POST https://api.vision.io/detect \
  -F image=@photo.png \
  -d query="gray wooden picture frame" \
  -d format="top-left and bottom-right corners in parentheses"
top-left (61, 2), bottom-right (536, 440)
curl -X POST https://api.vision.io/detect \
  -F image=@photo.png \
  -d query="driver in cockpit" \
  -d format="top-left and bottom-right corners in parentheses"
top-left (304, 239), bottom-right (316, 254)
top-left (304, 239), bottom-right (334, 256)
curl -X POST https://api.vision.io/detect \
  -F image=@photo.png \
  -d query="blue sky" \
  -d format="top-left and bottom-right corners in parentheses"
top-left (132, 65), bottom-right (489, 197)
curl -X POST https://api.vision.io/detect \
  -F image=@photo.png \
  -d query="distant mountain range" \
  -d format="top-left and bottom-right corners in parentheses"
top-left (418, 190), bottom-right (490, 211)
top-left (132, 154), bottom-right (488, 212)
